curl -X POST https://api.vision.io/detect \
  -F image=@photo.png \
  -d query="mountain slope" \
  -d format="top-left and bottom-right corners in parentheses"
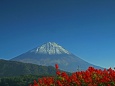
top-left (11, 42), bottom-right (103, 72)
top-left (0, 59), bottom-right (56, 77)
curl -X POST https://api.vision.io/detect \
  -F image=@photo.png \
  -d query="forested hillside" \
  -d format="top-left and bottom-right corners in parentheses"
top-left (0, 59), bottom-right (56, 77)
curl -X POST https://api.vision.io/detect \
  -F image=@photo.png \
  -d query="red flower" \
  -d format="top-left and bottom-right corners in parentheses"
top-left (57, 80), bottom-right (63, 86)
top-left (55, 64), bottom-right (59, 69)
top-left (33, 80), bottom-right (39, 86)
top-left (56, 70), bottom-right (61, 75)
top-left (30, 65), bottom-right (115, 86)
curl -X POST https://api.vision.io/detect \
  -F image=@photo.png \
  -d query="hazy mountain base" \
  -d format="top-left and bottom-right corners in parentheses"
top-left (11, 53), bottom-right (103, 72)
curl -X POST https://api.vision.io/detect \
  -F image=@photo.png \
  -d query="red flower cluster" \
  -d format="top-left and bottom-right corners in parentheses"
top-left (30, 65), bottom-right (115, 86)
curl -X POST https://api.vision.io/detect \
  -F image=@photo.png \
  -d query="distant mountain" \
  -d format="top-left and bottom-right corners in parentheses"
top-left (0, 59), bottom-right (56, 77)
top-left (11, 42), bottom-right (103, 72)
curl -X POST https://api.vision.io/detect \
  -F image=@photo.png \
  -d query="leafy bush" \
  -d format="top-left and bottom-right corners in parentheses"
top-left (30, 64), bottom-right (115, 86)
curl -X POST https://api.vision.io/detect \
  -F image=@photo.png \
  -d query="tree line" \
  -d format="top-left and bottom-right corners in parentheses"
top-left (0, 75), bottom-right (52, 86)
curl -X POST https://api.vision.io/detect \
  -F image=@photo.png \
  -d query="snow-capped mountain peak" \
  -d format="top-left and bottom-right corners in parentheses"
top-left (31, 42), bottom-right (70, 55)
top-left (11, 42), bottom-right (103, 72)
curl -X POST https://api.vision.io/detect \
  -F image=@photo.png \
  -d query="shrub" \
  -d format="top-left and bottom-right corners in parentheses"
top-left (30, 64), bottom-right (115, 86)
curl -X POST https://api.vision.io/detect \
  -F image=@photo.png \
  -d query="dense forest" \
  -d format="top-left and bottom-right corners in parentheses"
top-left (0, 74), bottom-right (53, 86)
top-left (0, 60), bottom-right (70, 86)
top-left (0, 59), bottom-right (56, 86)
top-left (0, 59), bottom-right (56, 77)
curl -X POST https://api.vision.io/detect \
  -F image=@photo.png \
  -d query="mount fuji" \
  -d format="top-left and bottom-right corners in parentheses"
top-left (11, 42), bottom-right (102, 72)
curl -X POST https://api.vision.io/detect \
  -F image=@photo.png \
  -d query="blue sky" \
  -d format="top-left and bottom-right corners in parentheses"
top-left (0, 0), bottom-right (115, 68)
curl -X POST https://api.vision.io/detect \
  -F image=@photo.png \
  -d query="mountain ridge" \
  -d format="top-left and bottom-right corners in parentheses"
top-left (11, 42), bottom-right (103, 72)
top-left (0, 59), bottom-right (56, 77)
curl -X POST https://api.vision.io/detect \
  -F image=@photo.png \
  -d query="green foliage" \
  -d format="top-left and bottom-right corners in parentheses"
top-left (0, 59), bottom-right (56, 77)
top-left (0, 75), bottom-right (53, 86)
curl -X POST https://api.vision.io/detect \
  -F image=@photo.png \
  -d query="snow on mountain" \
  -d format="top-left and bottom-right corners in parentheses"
top-left (30, 42), bottom-right (70, 55)
top-left (11, 42), bottom-right (103, 72)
